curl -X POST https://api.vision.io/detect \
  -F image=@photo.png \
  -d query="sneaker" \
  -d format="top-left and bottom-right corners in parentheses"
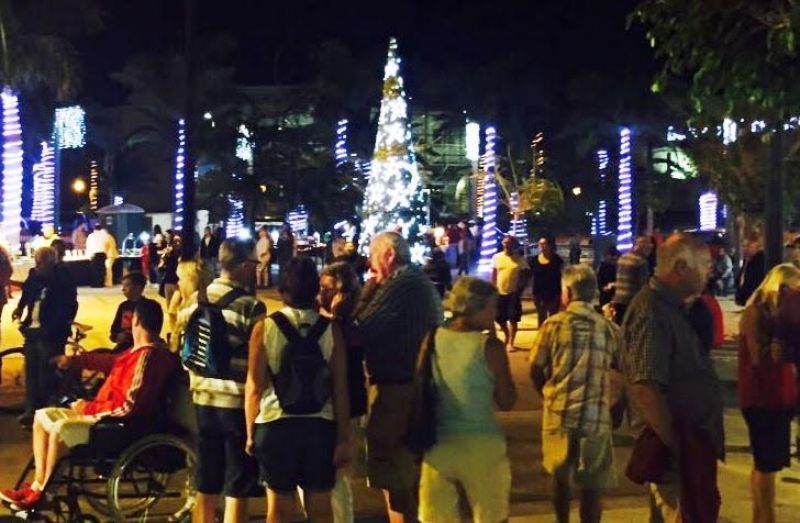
top-left (10, 488), bottom-right (42, 510)
top-left (0, 482), bottom-right (31, 504)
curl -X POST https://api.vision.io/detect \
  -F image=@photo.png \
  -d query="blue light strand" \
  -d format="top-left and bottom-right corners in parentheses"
top-left (617, 128), bottom-right (634, 252)
top-left (1, 88), bottom-right (23, 249)
top-left (31, 141), bottom-right (55, 227)
top-left (173, 118), bottom-right (186, 231)
top-left (477, 126), bottom-right (498, 273)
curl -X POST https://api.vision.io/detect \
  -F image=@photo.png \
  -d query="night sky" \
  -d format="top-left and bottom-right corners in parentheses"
top-left (78, 0), bottom-right (656, 115)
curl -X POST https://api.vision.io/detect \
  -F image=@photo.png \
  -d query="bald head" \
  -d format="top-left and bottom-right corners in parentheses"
top-left (656, 234), bottom-right (711, 298)
top-left (369, 231), bottom-right (411, 282)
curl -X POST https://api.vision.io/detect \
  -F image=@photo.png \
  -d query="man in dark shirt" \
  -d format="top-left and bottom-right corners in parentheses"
top-left (735, 237), bottom-right (765, 306)
top-left (529, 236), bottom-right (565, 328)
top-left (110, 272), bottom-right (154, 351)
top-left (354, 232), bottom-right (442, 523)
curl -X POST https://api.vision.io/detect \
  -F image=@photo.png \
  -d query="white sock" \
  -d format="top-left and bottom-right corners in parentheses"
top-left (30, 481), bottom-right (42, 491)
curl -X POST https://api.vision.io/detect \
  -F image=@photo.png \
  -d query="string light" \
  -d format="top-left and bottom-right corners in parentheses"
top-left (592, 149), bottom-right (611, 237)
top-left (225, 196), bottom-right (245, 238)
top-left (236, 124), bottom-right (254, 164)
top-left (478, 126), bottom-right (498, 273)
top-left (722, 118), bottom-right (737, 145)
top-left (335, 119), bottom-right (349, 166)
top-left (465, 122), bottom-right (480, 162)
top-left (89, 160), bottom-right (99, 211)
top-left (509, 190), bottom-right (527, 243)
top-left (699, 191), bottom-right (718, 231)
top-left (31, 141), bottom-right (55, 227)
top-left (360, 37), bottom-right (428, 261)
top-left (54, 105), bottom-right (86, 149)
top-left (617, 127), bottom-right (634, 252)
top-left (1, 89), bottom-right (23, 249)
top-left (288, 205), bottom-right (309, 238)
top-left (113, 195), bottom-right (123, 205)
top-left (173, 119), bottom-right (186, 230)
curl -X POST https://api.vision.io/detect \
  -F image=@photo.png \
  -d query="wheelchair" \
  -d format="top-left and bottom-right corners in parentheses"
top-left (4, 371), bottom-right (198, 522)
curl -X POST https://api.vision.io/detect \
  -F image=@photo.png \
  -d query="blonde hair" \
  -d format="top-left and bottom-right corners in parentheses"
top-left (746, 263), bottom-right (800, 312)
top-left (176, 260), bottom-right (209, 300)
top-left (442, 276), bottom-right (497, 318)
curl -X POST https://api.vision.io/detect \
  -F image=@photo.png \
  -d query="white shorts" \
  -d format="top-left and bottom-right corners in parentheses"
top-left (35, 408), bottom-right (96, 448)
top-left (419, 434), bottom-right (510, 523)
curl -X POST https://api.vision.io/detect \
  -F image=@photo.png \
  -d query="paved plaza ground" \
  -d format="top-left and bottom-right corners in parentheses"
top-left (0, 284), bottom-right (799, 521)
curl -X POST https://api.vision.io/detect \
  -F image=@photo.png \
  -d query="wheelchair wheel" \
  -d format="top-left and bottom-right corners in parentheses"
top-left (0, 347), bottom-right (25, 414)
top-left (107, 434), bottom-right (196, 522)
top-left (77, 464), bottom-right (114, 517)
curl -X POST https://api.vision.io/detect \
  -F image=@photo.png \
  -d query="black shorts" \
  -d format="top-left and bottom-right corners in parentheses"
top-left (195, 405), bottom-right (261, 497)
top-left (496, 292), bottom-right (522, 323)
top-left (254, 417), bottom-right (336, 492)
top-left (742, 407), bottom-right (793, 473)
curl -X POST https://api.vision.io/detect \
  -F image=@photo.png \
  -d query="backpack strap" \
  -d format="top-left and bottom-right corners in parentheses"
top-left (269, 311), bottom-right (302, 343)
top-left (306, 316), bottom-right (330, 342)
top-left (215, 287), bottom-right (247, 310)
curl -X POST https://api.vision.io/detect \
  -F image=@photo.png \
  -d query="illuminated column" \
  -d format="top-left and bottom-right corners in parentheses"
top-left (699, 191), bottom-right (718, 231)
top-left (32, 141), bottom-right (55, 227)
top-left (288, 205), bottom-right (309, 238)
top-left (225, 196), bottom-right (245, 239)
top-left (361, 38), bottom-right (428, 262)
top-left (335, 119), bottom-right (349, 167)
top-left (89, 160), bottom-right (100, 211)
top-left (53, 105), bottom-right (86, 232)
top-left (1, 89), bottom-right (23, 249)
top-left (466, 122), bottom-right (480, 218)
top-left (173, 118), bottom-right (186, 231)
top-left (509, 191), bottom-right (527, 243)
top-left (617, 127), bottom-right (634, 251)
top-left (592, 149), bottom-right (610, 237)
top-left (477, 126), bottom-right (498, 273)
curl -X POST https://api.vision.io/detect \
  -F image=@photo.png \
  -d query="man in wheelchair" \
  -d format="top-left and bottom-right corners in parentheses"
top-left (0, 299), bottom-right (177, 511)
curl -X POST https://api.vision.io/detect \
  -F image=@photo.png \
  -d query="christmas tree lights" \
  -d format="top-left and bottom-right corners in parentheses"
top-left (617, 127), bottom-right (634, 252)
top-left (699, 191), bottom-right (718, 231)
top-left (360, 38), bottom-right (428, 260)
top-left (89, 160), bottom-right (99, 211)
top-left (477, 126), bottom-right (498, 273)
top-left (32, 141), bottom-right (55, 226)
top-left (236, 124), bottom-right (254, 164)
top-left (54, 105), bottom-right (86, 149)
top-left (173, 119), bottom-right (186, 230)
top-left (1, 89), bottom-right (23, 249)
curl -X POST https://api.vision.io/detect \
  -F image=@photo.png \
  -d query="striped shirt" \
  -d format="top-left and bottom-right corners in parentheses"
top-left (354, 266), bottom-right (442, 383)
top-left (180, 278), bottom-right (267, 408)
top-left (531, 301), bottom-right (619, 433)
top-left (612, 251), bottom-right (650, 305)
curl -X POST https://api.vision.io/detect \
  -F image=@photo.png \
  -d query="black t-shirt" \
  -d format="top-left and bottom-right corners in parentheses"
top-left (529, 254), bottom-right (564, 300)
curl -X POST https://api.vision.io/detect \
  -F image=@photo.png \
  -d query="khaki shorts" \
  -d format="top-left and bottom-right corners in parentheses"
top-left (542, 428), bottom-right (614, 489)
top-left (365, 384), bottom-right (417, 495)
top-left (35, 408), bottom-right (96, 448)
top-left (419, 434), bottom-right (510, 523)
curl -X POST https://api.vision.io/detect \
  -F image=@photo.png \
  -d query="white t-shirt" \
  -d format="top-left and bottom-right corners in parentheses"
top-left (256, 306), bottom-right (334, 424)
top-left (492, 251), bottom-right (527, 295)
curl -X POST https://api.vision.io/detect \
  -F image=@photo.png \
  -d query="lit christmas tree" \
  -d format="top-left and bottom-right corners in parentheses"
top-left (360, 38), bottom-right (428, 260)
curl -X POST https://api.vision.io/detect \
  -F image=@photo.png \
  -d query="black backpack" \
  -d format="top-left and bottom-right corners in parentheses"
top-left (269, 311), bottom-right (331, 415)
top-left (181, 288), bottom-right (246, 379)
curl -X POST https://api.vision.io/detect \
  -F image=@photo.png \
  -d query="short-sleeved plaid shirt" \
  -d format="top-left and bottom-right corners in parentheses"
top-left (531, 301), bottom-right (620, 434)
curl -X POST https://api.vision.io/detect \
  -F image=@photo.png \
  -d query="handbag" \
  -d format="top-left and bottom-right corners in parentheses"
top-left (625, 426), bottom-right (670, 485)
top-left (404, 328), bottom-right (438, 455)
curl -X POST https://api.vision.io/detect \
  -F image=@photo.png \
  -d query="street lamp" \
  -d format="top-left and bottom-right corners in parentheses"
top-left (72, 178), bottom-right (87, 194)
top-left (572, 186), bottom-right (582, 196)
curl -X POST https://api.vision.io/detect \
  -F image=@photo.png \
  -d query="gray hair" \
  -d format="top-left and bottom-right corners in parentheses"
top-left (442, 276), bottom-right (497, 318)
top-left (370, 231), bottom-right (411, 265)
top-left (34, 246), bottom-right (57, 267)
top-left (562, 264), bottom-right (597, 302)
top-left (655, 234), bottom-right (706, 276)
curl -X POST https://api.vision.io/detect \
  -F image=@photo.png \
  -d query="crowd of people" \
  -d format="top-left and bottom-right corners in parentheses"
top-left (2, 223), bottom-right (800, 523)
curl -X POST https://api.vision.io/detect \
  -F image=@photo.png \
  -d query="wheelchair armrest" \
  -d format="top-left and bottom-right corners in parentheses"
top-left (88, 417), bottom-right (157, 460)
